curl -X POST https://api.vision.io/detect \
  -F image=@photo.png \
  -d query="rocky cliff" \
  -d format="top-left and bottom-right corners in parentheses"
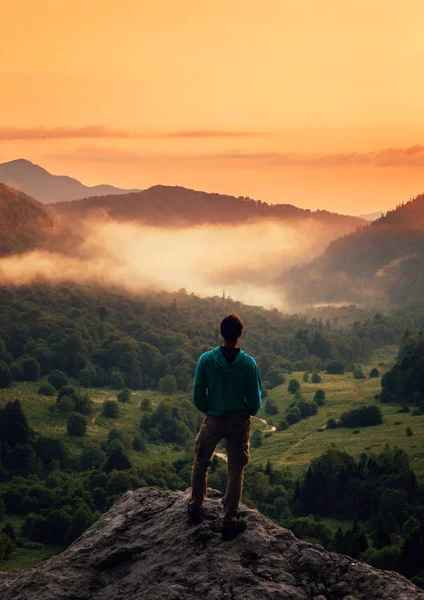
top-left (0, 488), bottom-right (422, 600)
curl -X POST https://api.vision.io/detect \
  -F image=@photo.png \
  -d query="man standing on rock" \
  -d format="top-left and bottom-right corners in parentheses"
top-left (188, 313), bottom-right (262, 540)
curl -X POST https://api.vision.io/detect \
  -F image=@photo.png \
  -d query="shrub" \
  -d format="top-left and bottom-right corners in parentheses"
top-left (370, 367), bottom-right (380, 378)
top-left (48, 369), bottom-right (68, 390)
top-left (353, 368), bottom-right (366, 380)
top-left (339, 405), bottom-right (383, 428)
top-left (302, 372), bottom-right (309, 382)
top-left (264, 399), bottom-right (279, 415)
top-left (57, 395), bottom-right (75, 416)
top-left (67, 412), bottom-right (87, 436)
top-left (117, 388), bottom-right (131, 403)
top-left (277, 418), bottom-right (289, 431)
top-left (286, 407), bottom-right (301, 425)
top-left (251, 430), bottom-right (263, 448)
top-left (157, 374), bottom-right (177, 394)
top-left (288, 379), bottom-right (300, 394)
top-left (37, 382), bottom-right (56, 396)
top-left (311, 372), bottom-right (322, 384)
top-left (140, 398), bottom-right (152, 411)
top-left (326, 361), bottom-right (345, 375)
top-left (406, 427), bottom-right (413, 437)
top-left (264, 369), bottom-right (286, 389)
top-left (314, 389), bottom-right (326, 406)
top-left (103, 400), bottom-right (119, 418)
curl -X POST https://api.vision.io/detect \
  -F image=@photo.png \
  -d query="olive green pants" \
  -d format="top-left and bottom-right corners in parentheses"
top-left (190, 414), bottom-right (251, 521)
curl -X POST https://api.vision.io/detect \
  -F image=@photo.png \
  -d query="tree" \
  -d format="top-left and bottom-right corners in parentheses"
top-left (406, 427), bottom-right (413, 437)
top-left (103, 447), bottom-right (132, 472)
top-left (288, 379), bottom-right (300, 394)
top-left (157, 374), bottom-right (177, 394)
top-left (277, 418), bottom-right (289, 431)
top-left (48, 369), bottom-right (68, 390)
top-left (264, 369), bottom-right (286, 389)
top-left (326, 361), bottom-right (345, 375)
top-left (0, 361), bottom-right (12, 388)
top-left (353, 368), bottom-right (366, 380)
top-left (264, 399), bottom-right (279, 415)
top-left (0, 400), bottom-right (32, 447)
top-left (140, 398), bottom-right (152, 411)
top-left (302, 372), bottom-right (309, 383)
top-left (286, 407), bottom-right (301, 425)
top-left (327, 418), bottom-right (338, 429)
top-left (66, 507), bottom-right (92, 544)
top-left (110, 369), bottom-right (125, 389)
top-left (79, 445), bottom-right (106, 470)
top-left (370, 367), bottom-right (380, 378)
top-left (67, 412), bottom-right (87, 436)
top-left (251, 430), bottom-right (263, 448)
top-left (311, 372), bottom-right (322, 384)
top-left (313, 389), bottom-right (326, 406)
top-left (0, 533), bottom-right (15, 561)
top-left (37, 382), bottom-right (56, 396)
top-left (57, 395), bottom-right (75, 416)
top-left (133, 432), bottom-right (146, 452)
top-left (117, 388), bottom-right (131, 403)
top-left (339, 405), bottom-right (383, 428)
top-left (103, 400), bottom-right (119, 418)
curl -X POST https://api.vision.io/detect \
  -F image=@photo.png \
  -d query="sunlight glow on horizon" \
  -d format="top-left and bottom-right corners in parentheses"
top-left (2, 0), bottom-right (424, 212)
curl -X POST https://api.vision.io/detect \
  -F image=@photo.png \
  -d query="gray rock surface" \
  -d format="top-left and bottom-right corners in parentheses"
top-left (0, 487), bottom-right (422, 600)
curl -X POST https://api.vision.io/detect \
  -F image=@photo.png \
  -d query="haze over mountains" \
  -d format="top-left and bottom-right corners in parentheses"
top-left (284, 194), bottom-right (424, 308)
top-left (1, 159), bottom-right (424, 312)
top-left (0, 159), bottom-right (139, 204)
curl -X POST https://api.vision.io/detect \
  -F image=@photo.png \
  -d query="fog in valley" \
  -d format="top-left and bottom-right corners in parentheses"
top-left (0, 217), bottom-right (334, 309)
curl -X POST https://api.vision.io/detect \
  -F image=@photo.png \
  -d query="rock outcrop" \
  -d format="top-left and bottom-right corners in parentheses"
top-left (0, 487), bottom-right (422, 600)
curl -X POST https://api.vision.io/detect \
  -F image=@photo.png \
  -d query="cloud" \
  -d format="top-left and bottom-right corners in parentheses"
top-left (47, 143), bottom-right (424, 168)
top-left (161, 130), bottom-right (267, 138)
top-left (0, 126), bottom-right (266, 141)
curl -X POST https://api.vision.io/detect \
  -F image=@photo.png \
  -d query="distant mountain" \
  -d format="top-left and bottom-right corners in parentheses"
top-left (0, 183), bottom-right (82, 256)
top-left (357, 211), bottom-right (384, 221)
top-left (283, 194), bottom-right (424, 308)
top-left (0, 159), bottom-right (140, 204)
top-left (53, 184), bottom-right (366, 229)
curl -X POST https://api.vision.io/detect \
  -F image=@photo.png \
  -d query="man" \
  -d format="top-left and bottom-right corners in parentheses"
top-left (188, 313), bottom-right (262, 540)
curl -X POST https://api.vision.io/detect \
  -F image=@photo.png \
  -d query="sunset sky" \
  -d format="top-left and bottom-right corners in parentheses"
top-left (2, 0), bottom-right (424, 213)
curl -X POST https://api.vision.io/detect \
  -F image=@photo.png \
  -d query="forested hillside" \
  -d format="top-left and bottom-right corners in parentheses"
top-left (284, 194), bottom-right (424, 308)
top-left (0, 184), bottom-right (81, 256)
top-left (0, 283), bottom-right (409, 391)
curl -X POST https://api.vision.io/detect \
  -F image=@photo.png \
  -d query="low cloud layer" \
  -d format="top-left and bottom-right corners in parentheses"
top-left (0, 127), bottom-right (266, 141)
top-left (0, 219), bottom-right (332, 309)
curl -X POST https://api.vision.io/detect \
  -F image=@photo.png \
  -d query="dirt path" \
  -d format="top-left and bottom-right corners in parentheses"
top-left (90, 410), bottom-right (102, 424)
top-left (281, 422), bottom-right (328, 454)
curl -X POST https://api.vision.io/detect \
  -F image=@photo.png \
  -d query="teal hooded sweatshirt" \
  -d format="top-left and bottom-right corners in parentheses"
top-left (193, 347), bottom-right (262, 416)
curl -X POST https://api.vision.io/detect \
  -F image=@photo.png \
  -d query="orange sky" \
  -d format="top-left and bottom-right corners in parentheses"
top-left (2, 0), bottom-right (424, 212)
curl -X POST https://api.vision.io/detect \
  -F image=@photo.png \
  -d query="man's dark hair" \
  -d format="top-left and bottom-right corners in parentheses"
top-left (220, 314), bottom-right (243, 342)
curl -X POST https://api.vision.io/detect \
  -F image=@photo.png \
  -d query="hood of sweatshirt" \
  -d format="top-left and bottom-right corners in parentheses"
top-left (212, 346), bottom-right (245, 372)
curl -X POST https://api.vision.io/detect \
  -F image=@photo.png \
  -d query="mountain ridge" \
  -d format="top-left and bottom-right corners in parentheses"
top-left (0, 487), bottom-right (421, 600)
top-left (52, 184), bottom-right (367, 229)
top-left (0, 159), bottom-right (140, 204)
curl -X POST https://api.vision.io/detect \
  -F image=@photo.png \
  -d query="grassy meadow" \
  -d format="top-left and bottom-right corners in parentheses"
top-left (252, 346), bottom-right (424, 477)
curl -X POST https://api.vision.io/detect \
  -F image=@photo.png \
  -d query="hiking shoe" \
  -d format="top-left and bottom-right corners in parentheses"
top-left (187, 502), bottom-right (203, 525)
top-left (221, 518), bottom-right (247, 541)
